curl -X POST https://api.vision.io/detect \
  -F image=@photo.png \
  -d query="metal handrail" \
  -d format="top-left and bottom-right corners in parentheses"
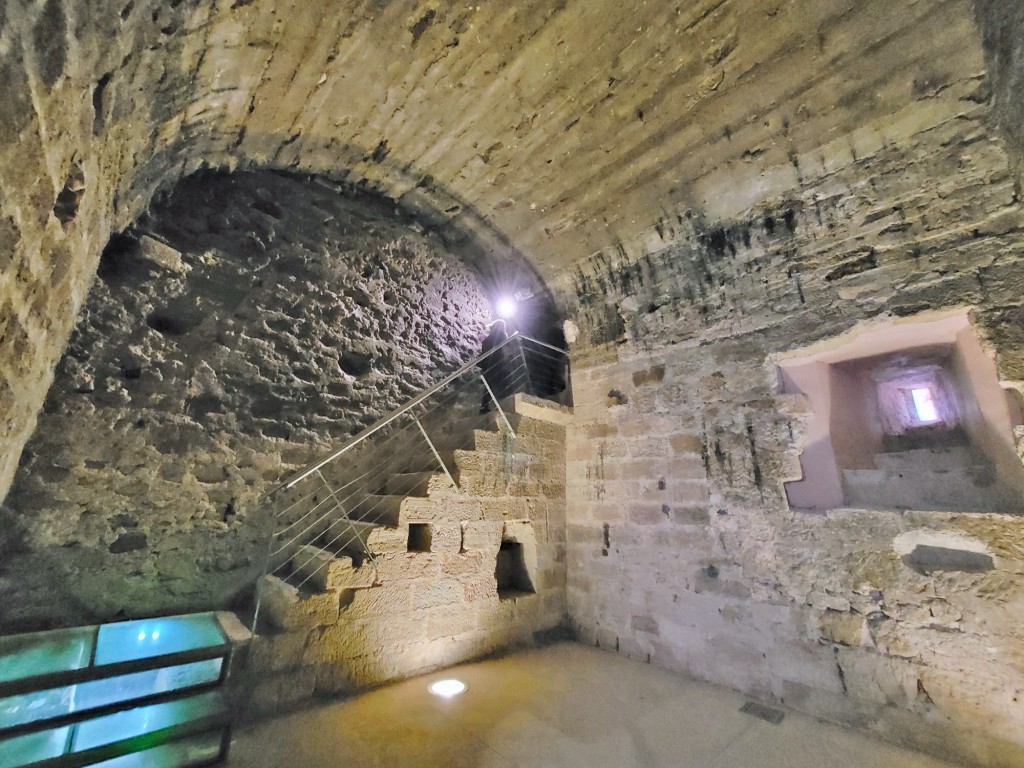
top-left (250, 332), bottom-right (569, 632)
top-left (262, 331), bottom-right (564, 498)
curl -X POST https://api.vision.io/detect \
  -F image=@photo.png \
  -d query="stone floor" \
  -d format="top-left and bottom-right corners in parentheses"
top-left (228, 643), bottom-right (962, 768)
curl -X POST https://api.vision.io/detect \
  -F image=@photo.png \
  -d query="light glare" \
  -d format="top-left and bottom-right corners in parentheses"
top-left (911, 387), bottom-right (939, 423)
top-left (428, 678), bottom-right (467, 698)
top-left (496, 298), bottom-right (517, 319)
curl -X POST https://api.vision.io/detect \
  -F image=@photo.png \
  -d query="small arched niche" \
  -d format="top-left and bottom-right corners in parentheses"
top-left (778, 309), bottom-right (1024, 513)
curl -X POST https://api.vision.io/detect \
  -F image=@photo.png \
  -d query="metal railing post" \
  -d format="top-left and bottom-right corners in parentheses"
top-left (248, 331), bottom-right (570, 633)
top-left (250, 525), bottom-right (274, 634)
top-left (481, 374), bottom-right (516, 438)
top-left (412, 415), bottom-right (461, 492)
top-left (516, 335), bottom-right (534, 397)
top-left (315, 469), bottom-right (378, 580)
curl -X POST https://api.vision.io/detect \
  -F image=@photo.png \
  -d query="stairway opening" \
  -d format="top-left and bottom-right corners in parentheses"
top-left (778, 310), bottom-right (1024, 513)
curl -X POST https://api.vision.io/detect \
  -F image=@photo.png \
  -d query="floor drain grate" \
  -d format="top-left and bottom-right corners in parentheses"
top-left (739, 701), bottom-right (785, 724)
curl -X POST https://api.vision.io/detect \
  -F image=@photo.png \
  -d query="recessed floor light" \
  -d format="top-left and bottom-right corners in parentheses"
top-left (428, 678), bottom-right (467, 698)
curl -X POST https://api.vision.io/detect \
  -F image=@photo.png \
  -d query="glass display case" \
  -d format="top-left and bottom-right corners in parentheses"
top-left (0, 613), bottom-right (234, 768)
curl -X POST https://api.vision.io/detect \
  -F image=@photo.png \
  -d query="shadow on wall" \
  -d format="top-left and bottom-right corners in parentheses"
top-left (0, 170), bottom-right (508, 634)
top-left (972, 0), bottom-right (1024, 173)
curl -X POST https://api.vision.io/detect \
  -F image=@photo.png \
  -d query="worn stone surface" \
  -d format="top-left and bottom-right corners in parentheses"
top-left (0, 0), bottom-right (1020, 513)
top-left (564, 66), bottom-right (1024, 766)
top-left (0, 170), bottom-right (488, 631)
top-left (1, 2), bottom-right (1024, 765)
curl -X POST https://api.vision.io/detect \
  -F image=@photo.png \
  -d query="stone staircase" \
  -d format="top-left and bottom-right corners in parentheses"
top-left (245, 393), bottom-right (569, 712)
top-left (842, 446), bottom-right (1013, 512)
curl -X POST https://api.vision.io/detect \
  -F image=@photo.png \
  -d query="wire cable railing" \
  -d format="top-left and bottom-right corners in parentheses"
top-left (250, 333), bottom-right (570, 631)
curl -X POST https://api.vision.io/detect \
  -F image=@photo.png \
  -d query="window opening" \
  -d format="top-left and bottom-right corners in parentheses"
top-left (910, 387), bottom-right (939, 424)
top-left (777, 310), bottom-right (1024, 513)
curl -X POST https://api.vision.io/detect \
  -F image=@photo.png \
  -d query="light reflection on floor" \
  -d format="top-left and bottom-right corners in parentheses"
top-left (228, 643), bottom-right (965, 768)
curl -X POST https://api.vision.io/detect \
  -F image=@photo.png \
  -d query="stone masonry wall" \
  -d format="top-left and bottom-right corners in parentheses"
top-left (245, 400), bottom-right (568, 713)
top-left (3, 0), bottom-right (1019, 529)
top-left (564, 54), bottom-right (1024, 768)
top-left (0, 170), bottom-right (489, 633)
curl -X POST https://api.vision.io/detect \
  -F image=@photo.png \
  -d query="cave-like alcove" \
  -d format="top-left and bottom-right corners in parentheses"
top-left (0, 169), bottom-right (561, 633)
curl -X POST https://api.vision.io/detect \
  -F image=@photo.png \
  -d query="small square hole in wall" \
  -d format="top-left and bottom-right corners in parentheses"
top-left (496, 540), bottom-right (535, 598)
top-left (407, 523), bottom-right (432, 553)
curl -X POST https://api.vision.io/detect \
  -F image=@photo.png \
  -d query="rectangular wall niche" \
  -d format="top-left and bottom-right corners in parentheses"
top-left (495, 521), bottom-right (538, 600)
top-left (407, 523), bottom-right (432, 553)
top-left (496, 542), bottom-right (533, 597)
top-left (778, 310), bottom-right (1024, 513)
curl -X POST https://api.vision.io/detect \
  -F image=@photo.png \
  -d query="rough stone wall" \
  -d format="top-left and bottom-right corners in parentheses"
top-left (0, 0), bottom-right (222, 511)
top-left (246, 401), bottom-right (568, 713)
top-left (564, 41), bottom-right (1024, 768)
top-left (973, 1), bottom-right (1024, 174)
top-left (1, 0), bottom-right (1012, 519)
top-left (1, 1), bottom-right (1023, 758)
top-left (0, 170), bottom-right (489, 632)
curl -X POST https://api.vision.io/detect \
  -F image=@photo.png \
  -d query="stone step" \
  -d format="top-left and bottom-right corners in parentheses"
top-left (507, 392), bottom-right (573, 426)
top-left (471, 428), bottom-right (516, 453)
top-left (257, 574), bottom-right (341, 632)
top-left (347, 493), bottom-right (406, 526)
top-left (288, 544), bottom-right (375, 592)
top-left (471, 427), bottom-right (555, 454)
top-left (842, 466), bottom-right (1004, 512)
top-left (401, 449), bottom-right (456, 474)
top-left (317, 517), bottom-right (379, 555)
top-left (452, 448), bottom-right (538, 496)
top-left (317, 517), bottom-right (406, 557)
top-left (382, 471), bottom-right (459, 497)
top-left (382, 471), bottom-right (435, 496)
top-left (874, 447), bottom-right (984, 473)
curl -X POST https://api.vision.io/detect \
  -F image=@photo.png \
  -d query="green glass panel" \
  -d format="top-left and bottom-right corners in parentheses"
top-left (90, 730), bottom-right (224, 768)
top-left (0, 658), bottom-right (223, 730)
top-left (71, 691), bottom-right (223, 752)
top-left (95, 615), bottom-right (225, 667)
top-left (0, 725), bottom-right (71, 768)
top-left (0, 627), bottom-right (94, 684)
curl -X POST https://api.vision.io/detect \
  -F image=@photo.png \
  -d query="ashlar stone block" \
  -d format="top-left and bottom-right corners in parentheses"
top-left (343, 582), bottom-right (412, 620)
top-left (258, 574), bottom-right (340, 631)
top-left (247, 629), bottom-right (309, 674)
top-left (461, 521), bottom-right (503, 552)
top-left (430, 522), bottom-right (462, 554)
top-left (411, 576), bottom-right (465, 610)
top-left (366, 525), bottom-right (408, 555)
top-left (291, 545), bottom-right (375, 591)
top-left (374, 552), bottom-right (440, 582)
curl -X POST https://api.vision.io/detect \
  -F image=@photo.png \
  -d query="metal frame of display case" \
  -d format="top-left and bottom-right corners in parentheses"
top-left (0, 612), bottom-right (236, 768)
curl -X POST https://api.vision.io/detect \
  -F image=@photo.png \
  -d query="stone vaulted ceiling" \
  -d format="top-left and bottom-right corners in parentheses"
top-left (5, 0), bottom-right (1009, 287)
top-left (0, 0), bottom-right (1020, 499)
